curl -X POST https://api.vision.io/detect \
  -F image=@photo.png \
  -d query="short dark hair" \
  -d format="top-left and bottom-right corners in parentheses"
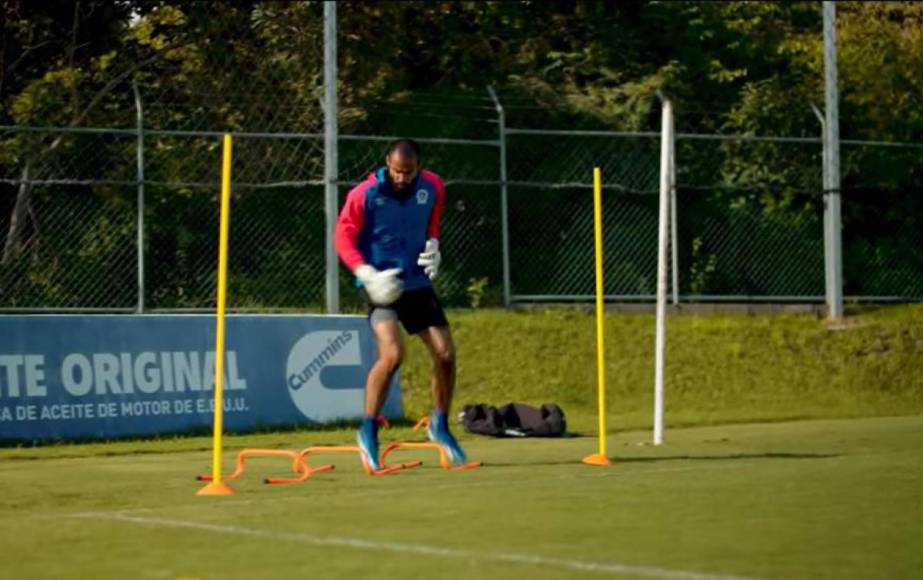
top-left (387, 138), bottom-right (421, 161)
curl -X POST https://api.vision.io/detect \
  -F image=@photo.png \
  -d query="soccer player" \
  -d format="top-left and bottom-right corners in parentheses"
top-left (334, 139), bottom-right (466, 471)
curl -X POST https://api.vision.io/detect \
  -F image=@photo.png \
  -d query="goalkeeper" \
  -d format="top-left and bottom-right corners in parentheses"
top-left (334, 138), bottom-right (466, 471)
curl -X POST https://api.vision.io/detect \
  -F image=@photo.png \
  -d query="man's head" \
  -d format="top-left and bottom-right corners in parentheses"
top-left (385, 139), bottom-right (421, 192)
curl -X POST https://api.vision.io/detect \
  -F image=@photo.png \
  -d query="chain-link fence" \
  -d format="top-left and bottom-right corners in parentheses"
top-left (839, 141), bottom-right (923, 300)
top-left (0, 181), bottom-right (138, 310)
top-left (2, 94), bottom-right (921, 311)
top-left (674, 135), bottom-right (826, 300)
top-left (505, 130), bottom-right (661, 300)
top-left (3, 2), bottom-right (921, 311)
top-left (0, 1), bottom-right (332, 312)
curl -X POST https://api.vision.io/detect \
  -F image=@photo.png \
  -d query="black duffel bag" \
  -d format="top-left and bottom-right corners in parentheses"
top-left (460, 402), bottom-right (566, 437)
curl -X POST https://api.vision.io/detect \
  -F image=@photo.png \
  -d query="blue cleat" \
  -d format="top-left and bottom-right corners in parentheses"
top-left (357, 417), bottom-right (381, 471)
top-left (427, 411), bottom-right (467, 465)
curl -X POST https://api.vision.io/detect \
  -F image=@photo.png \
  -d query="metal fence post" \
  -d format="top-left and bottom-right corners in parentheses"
top-left (812, 103), bottom-right (830, 311)
top-left (323, 1), bottom-right (339, 313)
top-left (487, 86), bottom-right (511, 307)
top-left (670, 113), bottom-right (678, 305)
top-left (823, 0), bottom-right (844, 319)
top-left (132, 80), bottom-right (145, 314)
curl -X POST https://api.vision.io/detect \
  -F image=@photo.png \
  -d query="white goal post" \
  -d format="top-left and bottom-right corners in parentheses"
top-left (654, 98), bottom-right (674, 446)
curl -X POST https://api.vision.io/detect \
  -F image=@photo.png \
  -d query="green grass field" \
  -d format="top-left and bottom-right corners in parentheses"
top-left (2, 415), bottom-right (921, 579)
top-left (2, 305), bottom-right (922, 579)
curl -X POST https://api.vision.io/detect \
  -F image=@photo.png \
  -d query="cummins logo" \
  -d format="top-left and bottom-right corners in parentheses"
top-left (285, 330), bottom-right (364, 422)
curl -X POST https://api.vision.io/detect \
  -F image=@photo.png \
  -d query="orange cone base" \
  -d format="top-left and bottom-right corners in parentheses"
top-left (581, 453), bottom-right (613, 467)
top-left (197, 481), bottom-right (236, 496)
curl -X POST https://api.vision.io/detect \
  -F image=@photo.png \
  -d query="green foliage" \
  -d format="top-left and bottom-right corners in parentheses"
top-left (465, 276), bottom-right (489, 308)
top-left (3, 2), bottom-right (920, 135)
top-left (10, 69), bottom-right (82, 125)
top-left (689, 237), bottom-right (718, 295)
top-left (1, 2), bottom-right (920, 307)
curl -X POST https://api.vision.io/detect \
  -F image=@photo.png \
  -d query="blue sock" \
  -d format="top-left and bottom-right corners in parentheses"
top-left (429, 410), bottom-right (466, 464)
top-left (360, 416), bottom-right (379, 435)
top-left (358, 416), bottom-right (381, 469)
top-left (431, 411), bottom-right (448, 431)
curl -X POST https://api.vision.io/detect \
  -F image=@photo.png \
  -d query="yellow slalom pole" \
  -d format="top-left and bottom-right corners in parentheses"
top-left (582, 167), bottom-right (612, 467)
top-left (198, 134), bottom-right (235, 496)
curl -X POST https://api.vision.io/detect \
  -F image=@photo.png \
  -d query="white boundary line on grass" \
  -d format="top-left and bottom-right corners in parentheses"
top-left (68, 511), bottom-right (758, 580)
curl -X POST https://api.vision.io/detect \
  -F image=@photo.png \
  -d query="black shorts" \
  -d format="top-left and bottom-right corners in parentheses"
top-left (359, 286), bottom-right (449, 334)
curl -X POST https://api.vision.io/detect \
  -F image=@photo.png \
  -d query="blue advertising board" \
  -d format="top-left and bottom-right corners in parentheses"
top-left (0, 315), bottom-right (402, 442)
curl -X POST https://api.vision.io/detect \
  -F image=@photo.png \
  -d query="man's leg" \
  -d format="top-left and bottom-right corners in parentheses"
top-left (366, 319), bottom-right (404, 415)
top-left (418, 326), bottom-right (455, 413)
top-left (419, 326), bottom-right (466, 464)
top-left (358, 319), bottom-right (403, 470)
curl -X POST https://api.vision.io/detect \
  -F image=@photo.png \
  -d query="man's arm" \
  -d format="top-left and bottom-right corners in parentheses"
top-left (335, 181), bottom-right (403, 305)
top-left (335, 184), bottom-right (368, 271)
top-left (426, 172), bottom-right (446, 240)
top-left (418, 171), bottom-right (446, 280)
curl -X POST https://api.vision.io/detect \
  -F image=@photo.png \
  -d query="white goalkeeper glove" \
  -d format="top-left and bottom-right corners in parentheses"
top-left (355, 265), bottom-right (403, 306)
top-left (416, 238), bottom-right (441, 280)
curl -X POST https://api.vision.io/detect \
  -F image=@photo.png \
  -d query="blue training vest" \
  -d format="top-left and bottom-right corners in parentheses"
top-left (358, 167), bottom-right (439, 291)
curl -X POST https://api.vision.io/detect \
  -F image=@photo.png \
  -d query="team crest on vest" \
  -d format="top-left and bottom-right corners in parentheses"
top-left (416, 189), bottom-right (429, 204)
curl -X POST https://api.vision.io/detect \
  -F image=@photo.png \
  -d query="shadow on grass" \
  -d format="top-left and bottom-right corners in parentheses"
top-left (614, 452), bottom-right (840, 463)
top-left (483, 452), bottom-right (840, 468)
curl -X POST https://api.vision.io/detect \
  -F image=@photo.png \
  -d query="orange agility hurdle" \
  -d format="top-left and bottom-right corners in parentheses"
top-left (380, 441), bottom-right (482, 472)
top-left (195, 442), bottom-right (476, 487)
top-left (196, 448), bottom-right (335, 484)
top-left (271, 445), bottom-right (424, 483)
